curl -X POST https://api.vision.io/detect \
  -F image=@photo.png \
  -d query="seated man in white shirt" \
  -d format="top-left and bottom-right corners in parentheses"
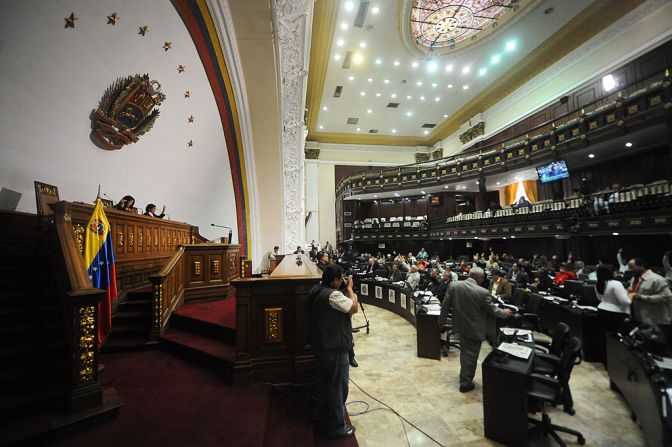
top-left (406, 265), bottom-right (421, 291)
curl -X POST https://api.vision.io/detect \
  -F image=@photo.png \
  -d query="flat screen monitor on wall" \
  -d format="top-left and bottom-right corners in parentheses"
top-left (536, 160), bottom-right (570, 183)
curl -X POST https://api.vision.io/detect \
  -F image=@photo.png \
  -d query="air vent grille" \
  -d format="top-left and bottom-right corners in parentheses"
top-left (347, 117), bottom-right (359, 125)
top-left (342, 51), bottom-right (352, 69)
top-left (334, 86), bottom-right (343, 97)
top-left (369, 129), bottom-right (378, 134)
top-left (421, 123), bottom-right (436, 128)
top-left (386, 103), bottom-right (400, 108)
top-left (354, 2), bottom-right (369, 28)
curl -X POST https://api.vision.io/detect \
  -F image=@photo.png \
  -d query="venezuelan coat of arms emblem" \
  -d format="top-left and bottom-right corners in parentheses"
top-left (91, 74), bottom-right (166, 150)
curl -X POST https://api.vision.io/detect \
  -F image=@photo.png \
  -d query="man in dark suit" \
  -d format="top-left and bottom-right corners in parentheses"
top-left (439, 267), bottom-right (512, 392)
top-left (507, 262), bottom-right (529, 286)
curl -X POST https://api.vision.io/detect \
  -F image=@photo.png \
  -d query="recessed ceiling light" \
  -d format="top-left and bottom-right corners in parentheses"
top-left (360, 91), bottom-right (366, 96)
top-left (334, 54), bottom-right (341, 61)
top-left (393, 60), bottom-right (400, 66)
top-left (420, 96), bottom-right (425, 100)
top-left (423, 130), bottom-right (429, 135)
top-left (348, 75), bottom-right (354, 81)
top-left (416, 81), bottom-right (422, 86)
top-left (612, 232), bottom-right (620, 236)
top-left (375, 58), bottom-right (382, 64)
top-left (491, 54), bottom-right (501, 64)
top-left (367, 77), bottom-right (373, 82)
top-left (412, 61), bottom-right (418, 68)
top-left (391, 93), bottom-right (397, 98)
top-left (359, 41), bottom-right (367, 48)
top-left (391, 129), bottom-right (397, 133)
top-left (394, 193), bottom-right (400, 197)
top-left (371, 6), bottom-right (380, 14)
top-left (421, 190), bottom-right (426, 194)
top-left (462, 186), bottom-right (467, 190)
top-left (353, 53), bottom-right (363, 64)
top-left (384, 79), bottom-right (390, 84)
top-left (431, 82), bottom-right (438, 87)
top-left (479, 68), bottom-right (487, 76)
top-left (345, 1), bottom-right (355, 11)
top-left (322, 106), bottom-right (328, 111)
top-left (505, 40), bottom-right (516, 52)
top-left (356, 127), bottom-right (361, 131)
top-left (375, 92), bottom-right (381, 97)
top-left (406, 111), bottom-right (412, 116)
top-left (444, 185), bottom-right (449, 189)
top-left (476, 181), bottom-right (479, 185)
top-left (462, 85), bottom-right (469, 90)
top-left (447, 84), bottom-right (453, 88)
top-left (625, 142), bottom-right (633, 147)
top-left (588, 153), bottom-right (595, 158)
top-left (340, 23), bottom-right (349, 30)
top-left (337, 39), bottom-right (345, 47)
top-left (445, 64), bottom-right (453, 72)
top-left (462, 66), bottom-right (470, 74)
top-left (374, 194), bottom-right (378, 198)
top-left (406, 95), bottom-right (412, 100)
top-left (427, 60), bottom-right (438, 72)
top-left (319, 125), bottom-right (324, 129)
top-left (434, 97), bottom-right (440, 102)
top-left (443, 114), bottom-right (448, 118)
top-left (510, 235), bottom-right (515, 239)
top-left (496, 182), bottom-right (500, 185)
top-left (367, 109), bottom-right (372, 113)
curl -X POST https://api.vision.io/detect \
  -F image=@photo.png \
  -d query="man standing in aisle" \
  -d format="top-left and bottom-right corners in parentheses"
top-left (439, 267), bottom-right (512, 392)
top-left (310, 264), bottom-right (358, 439)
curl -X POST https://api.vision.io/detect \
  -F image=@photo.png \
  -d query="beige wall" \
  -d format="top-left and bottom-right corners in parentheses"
top-left (228, 0), bottom-right (284, 258)
top-left (317, 164), bottom-right (336, 247)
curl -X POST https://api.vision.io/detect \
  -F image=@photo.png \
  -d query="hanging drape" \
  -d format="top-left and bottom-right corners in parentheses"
top-left (503, 183), bottom-right (518, 206)
top-left (522, 180), bottom-right (538, 203)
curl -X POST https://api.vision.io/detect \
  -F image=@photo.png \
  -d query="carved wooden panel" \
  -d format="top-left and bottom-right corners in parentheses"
top-left (191, 256), bottom-right (204, 282)
top-left (209, 255), bottom-right (223, 281)
top-left (264, 307), bottom-right (283, 343)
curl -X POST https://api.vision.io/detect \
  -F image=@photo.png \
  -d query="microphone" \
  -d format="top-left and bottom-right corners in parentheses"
top-left (211, 224), bottom-right (233, 244)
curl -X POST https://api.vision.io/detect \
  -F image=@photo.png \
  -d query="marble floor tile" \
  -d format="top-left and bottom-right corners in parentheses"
top-left (347, 306), bottom-right (647, 447)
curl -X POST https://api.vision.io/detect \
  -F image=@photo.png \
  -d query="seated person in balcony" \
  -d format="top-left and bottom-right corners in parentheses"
top-left (144, 203), bottom-right (166, 218)
top-left (115, 195), bottom-right (135, 212)
top-left (487, 200), bottom-right (502, 212)
top-left (389, 263), bottom-right (403, 282)
top-left (417, 259), bottom-right (430, 271)
top-left (553, 263), bottom-right (577, 285)
top-left (507, 263), bottom-right (529, 286)
top-left (512, 196), bottom-right (532, 209)
top-left (628, 257), bottom-right (672, 326)
top-left (593, 183), bottom-right (621, 215)
top-left (488, 269), bottom-right (512, 300)
top-left (406, 265), bottom-right (421, 291)
top-left (294, 246), bottom-right (305, 254)
top-left (417, 247), bottom-right (429, 260)
top-left (425, 268), bottom-right (443, 294)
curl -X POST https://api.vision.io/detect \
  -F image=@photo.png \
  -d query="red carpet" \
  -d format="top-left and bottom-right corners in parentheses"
top-left (173, 298), bottom-right (236, 329)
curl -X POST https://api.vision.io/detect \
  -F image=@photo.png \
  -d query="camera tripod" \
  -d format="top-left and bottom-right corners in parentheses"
top-left (352, 300), bottom-right (370, 334)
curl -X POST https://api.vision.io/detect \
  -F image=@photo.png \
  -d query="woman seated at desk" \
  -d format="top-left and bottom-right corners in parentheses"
top-left (144, 203), bottom-right (166, 218)
top-left (115, 195), bottom-right (135, 212)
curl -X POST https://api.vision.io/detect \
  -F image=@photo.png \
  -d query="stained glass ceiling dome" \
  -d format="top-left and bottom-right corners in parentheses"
top-left (410, 0), bottom-right (524, 50)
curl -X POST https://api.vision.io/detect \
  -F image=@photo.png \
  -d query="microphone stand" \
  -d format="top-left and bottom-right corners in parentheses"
top-left (211, 223), bottom-right (233, 244)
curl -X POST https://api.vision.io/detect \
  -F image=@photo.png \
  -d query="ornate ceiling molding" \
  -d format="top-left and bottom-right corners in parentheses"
top-left (305, 0), bottom-right (645, 147)
top-left (272, 0), bottom-right (313, 253)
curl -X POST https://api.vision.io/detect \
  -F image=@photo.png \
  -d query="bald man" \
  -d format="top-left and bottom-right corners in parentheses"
top-left (439, 267), bottom-right (512, 392)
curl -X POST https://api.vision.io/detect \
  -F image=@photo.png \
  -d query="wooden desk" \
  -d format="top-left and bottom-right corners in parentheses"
top-left (416, 311), bottom-right (441, 360)
top-left (482, 341), bottom-right (535, 447)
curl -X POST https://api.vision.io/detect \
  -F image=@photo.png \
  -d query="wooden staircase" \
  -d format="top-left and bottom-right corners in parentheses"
top-left (102, 287), bottom-right (154, 352)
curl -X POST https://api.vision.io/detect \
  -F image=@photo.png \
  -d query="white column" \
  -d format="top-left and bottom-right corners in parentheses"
top-left (305, 161), bottom-right (319, 245)
top-left (272, 0), bottom-right (313, 253)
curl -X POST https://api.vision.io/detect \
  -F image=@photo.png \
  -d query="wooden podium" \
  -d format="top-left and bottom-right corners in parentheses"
top-left (231, 254), bottom-right (321, 385)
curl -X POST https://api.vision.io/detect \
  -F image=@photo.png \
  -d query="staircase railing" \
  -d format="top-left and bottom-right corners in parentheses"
top-left (52, 201), bottom-right (106, 412)
top-left (149, 246), bottom-right (186, 339)
top-left (149, 243), bottom-right (241, 340)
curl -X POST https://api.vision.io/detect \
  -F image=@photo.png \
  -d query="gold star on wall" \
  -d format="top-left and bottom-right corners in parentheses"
top-left (187, 140), bottom-right (194, 147)
top-left (177, 65), bottom-right (186, 74)
top-left (64, 13), bottom-right (78, 29)
top-left (138, 25), bottom-right (149, 36)
top-left (188, 115), bottom-right (194, 123)
top-left (107, 13), bottom-right (119, 25)
top-left (163, 41), bottom-right (172, 52)
top-left (184, 91), bottom-right (191, 98)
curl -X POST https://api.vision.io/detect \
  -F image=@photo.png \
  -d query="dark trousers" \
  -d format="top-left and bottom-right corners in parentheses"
top-left (598, 308), bottom-right (627, 368)
top-left (458, 335), bottom-right (482, 386)
top-left (314, 349), bottom-right (349, 433)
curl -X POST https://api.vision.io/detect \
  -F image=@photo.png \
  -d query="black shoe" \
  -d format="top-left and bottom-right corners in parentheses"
top-left (352, 328), bottom-right (360, 333)
top-left (459, 382), bottom-right (475, 393)
top-left (327, 425), bottom-right (355, 439)
top-left (349, 358), bottom-right (359, 368)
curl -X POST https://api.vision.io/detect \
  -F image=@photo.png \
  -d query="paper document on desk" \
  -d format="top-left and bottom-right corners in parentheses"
top-left (497, 342), bottom-right (533, 360)
top-left (500, 328), bottom-right (532, 336)
top-left (576, 305), bottom-right (598, 312)
top-left (654, 357), bottom-right (672, 370)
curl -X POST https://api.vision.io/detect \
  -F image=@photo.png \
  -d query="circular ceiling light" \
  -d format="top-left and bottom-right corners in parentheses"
top-left (625, 142), bottom-right (633, 147)
top-left (337, 39), bottom-right (345, 47)
top-left (371, 6), bottom-right (380, 14)
top-left (462, 85), bottom-right (469, 90)
top-left (393, 60), bottom-right (400, 66)
top-left (341, 23), bottom-right (349, 30)
top-left (375, 58), bottom-right (382, 64)
top-left (462, 66), bottom-right (470, 74)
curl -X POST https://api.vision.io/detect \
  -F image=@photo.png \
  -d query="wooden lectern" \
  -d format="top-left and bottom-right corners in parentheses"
top-left (231, 254), bottom-right (321, 385)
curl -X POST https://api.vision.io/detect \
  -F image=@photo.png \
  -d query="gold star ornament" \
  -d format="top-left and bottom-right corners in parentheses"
top-left (187, 140), bottom-right (194, 147)
top-left (163, 41), bottom-right (172, 52)
top-left (64, 13), bottom-right (78, 29)
top-left (184, 91), bottom-right (191, 98)
top-left (138, 25), bottom-right (149, 36)
top-left (177, 65), bottom-right (186, 74)
top-left (107, 13), bottom-right (118, 25)
top-left (188, 115), bottom-right (194, 123)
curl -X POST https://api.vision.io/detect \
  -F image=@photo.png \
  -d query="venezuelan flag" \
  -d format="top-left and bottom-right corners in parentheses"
top-left (84, 198), bottom-right (118, 343)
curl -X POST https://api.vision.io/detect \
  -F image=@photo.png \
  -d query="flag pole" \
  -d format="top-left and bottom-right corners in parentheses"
top-left (96, 184), bottom-right (101, 201)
